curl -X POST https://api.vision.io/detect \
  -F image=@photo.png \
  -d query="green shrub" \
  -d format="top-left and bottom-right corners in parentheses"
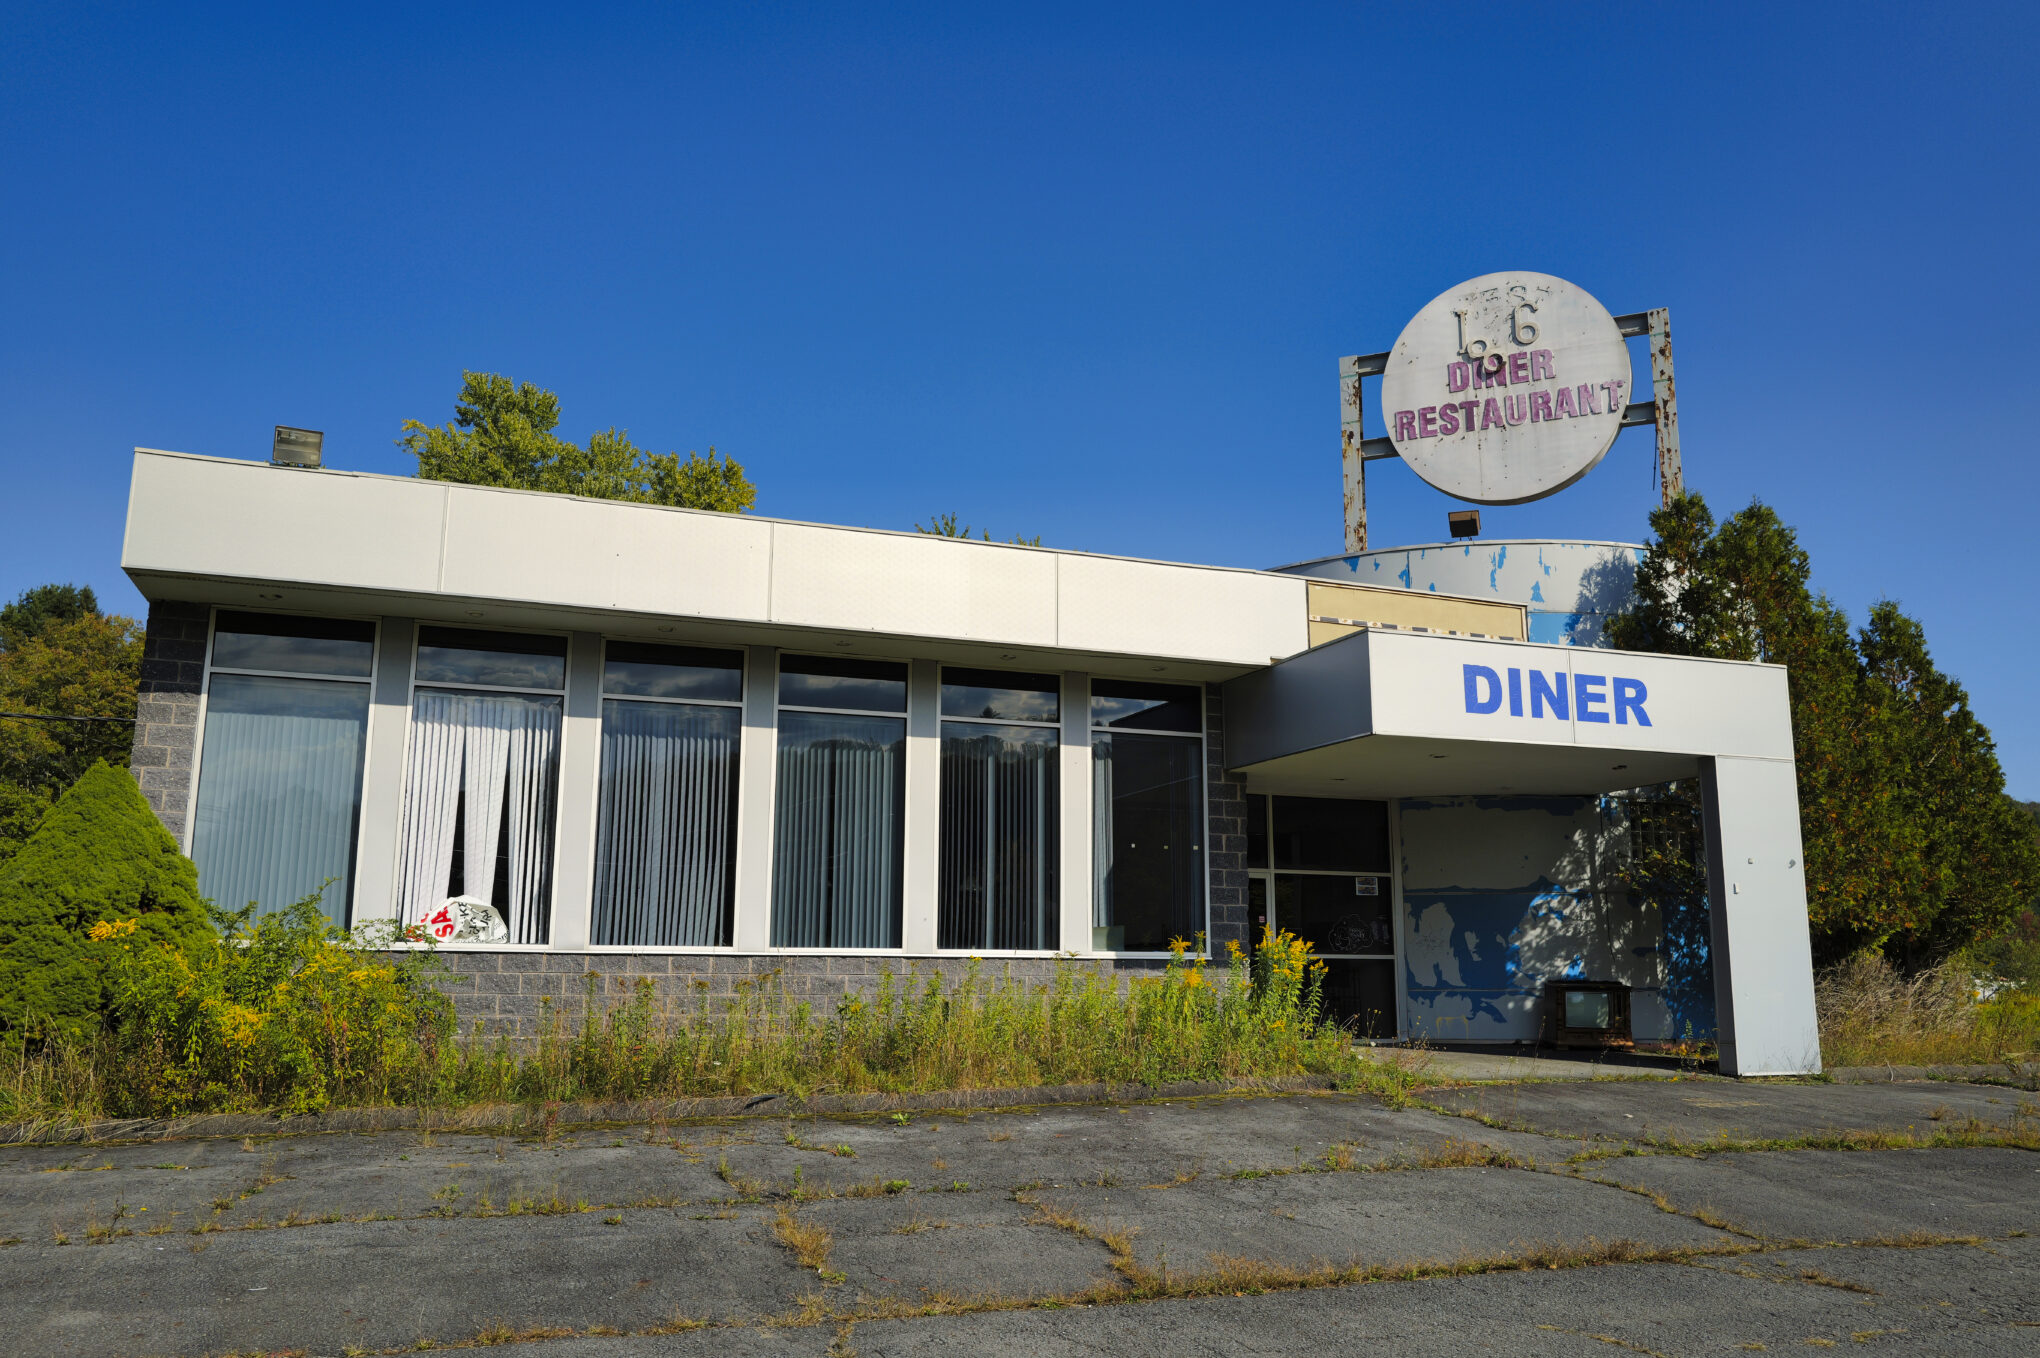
top-left (0, 761), bottom-right (211, 1039)
top-left (95, 896), bottom-right (455, 1115)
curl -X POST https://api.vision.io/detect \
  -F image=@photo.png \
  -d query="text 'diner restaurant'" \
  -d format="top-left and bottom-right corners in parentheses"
top-left (121, 448), bottom-right (1821, 1076)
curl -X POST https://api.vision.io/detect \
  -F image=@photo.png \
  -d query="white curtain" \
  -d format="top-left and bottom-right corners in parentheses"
top-left (592, 700), bottom-right (739, 946)
top-left (772, 711), bottom-right (904, 948)
top-left (191, 674), bottom-right (370, 925)
top-left (398, 690), bottom-right (562, 944)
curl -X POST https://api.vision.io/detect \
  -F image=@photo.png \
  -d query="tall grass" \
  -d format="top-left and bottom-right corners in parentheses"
top-left (1817, 953), bottom-right (2040, 1068)
top-left (1, 908), bottom-right (1374, 1125)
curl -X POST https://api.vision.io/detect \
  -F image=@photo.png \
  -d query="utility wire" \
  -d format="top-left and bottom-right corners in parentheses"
top-left (0, 711), bottom-right (137, 724)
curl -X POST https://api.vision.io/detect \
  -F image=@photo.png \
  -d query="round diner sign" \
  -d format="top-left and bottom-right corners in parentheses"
top-left (1381, 272), bottom-right (1632, 505)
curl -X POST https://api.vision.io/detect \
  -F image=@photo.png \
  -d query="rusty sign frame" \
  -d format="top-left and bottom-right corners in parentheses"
top-left (1339, 309), bottom-right (1682, 554)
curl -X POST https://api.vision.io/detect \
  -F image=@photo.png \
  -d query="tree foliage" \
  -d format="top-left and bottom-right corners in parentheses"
top-left (1610, 493), bottom-right (2039, 969)
top-left (0, 587), bottom-right (143, 861)
top-left (1, 582), bottom-right (99, 652)
top-left (0, 761), bottom-right (212, 1040)
top-left (400, 370), bottom-right (756, 512)
top-left (914, 511), bottom-right (1042, 547)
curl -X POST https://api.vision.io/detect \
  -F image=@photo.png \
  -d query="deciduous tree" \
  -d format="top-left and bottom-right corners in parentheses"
top-left (399, 371), bottom-right (756, 512)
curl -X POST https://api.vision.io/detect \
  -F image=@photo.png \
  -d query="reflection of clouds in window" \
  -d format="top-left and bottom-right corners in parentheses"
top-left (602, 643), bottom-right (743, 702)
top-left (940, 687), bottom-right (1059, 722)
top-left (417, 648), bottom-right (566, 690)
top-left (212, 632), bottom-right (374, 678)
top-left (603, 660), bottom-right (743, 702)
top-left (779, 670), bottom-right (908, 713)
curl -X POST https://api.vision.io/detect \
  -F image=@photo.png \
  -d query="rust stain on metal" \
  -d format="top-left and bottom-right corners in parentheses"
top-left (1341, 357), bottom-right (1368, 552)
top-left (1647, 308), bottom-right (1682, 502)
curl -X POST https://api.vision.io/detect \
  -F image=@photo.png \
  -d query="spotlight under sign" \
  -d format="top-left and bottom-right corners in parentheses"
top-left (272, 425), bottom-right (324, 468)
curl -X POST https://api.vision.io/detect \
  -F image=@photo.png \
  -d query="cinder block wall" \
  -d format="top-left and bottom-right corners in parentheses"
top-left (130, 600), bottom-right (208, 843)
top-left (419, 953), bottom-right (1171, 1038)
top-left (1204, 684), bottom-right (1251, 951)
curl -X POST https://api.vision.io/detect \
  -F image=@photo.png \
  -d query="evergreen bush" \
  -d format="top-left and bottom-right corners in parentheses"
top-left (0, 760), bottom-right (210, 1039)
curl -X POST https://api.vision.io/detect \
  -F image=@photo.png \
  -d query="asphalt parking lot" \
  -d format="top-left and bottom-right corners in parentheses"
top-left (4, 1075), bottom-right (2037, 1357)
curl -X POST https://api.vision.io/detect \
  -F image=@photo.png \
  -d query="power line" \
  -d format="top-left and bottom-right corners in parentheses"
top-left (0, 711), bottom-right (137, 724)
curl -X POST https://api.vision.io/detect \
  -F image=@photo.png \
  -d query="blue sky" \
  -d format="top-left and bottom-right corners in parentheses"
top-left (4, 3), bottom-right (2036, 793)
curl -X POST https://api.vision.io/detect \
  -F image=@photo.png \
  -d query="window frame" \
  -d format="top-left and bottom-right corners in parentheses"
top-left (1245, 793), bottom-right (1405, 1039)
top-left (397, 622), bottom-right (573, 949)
top-left (1087, 677), bottom-right (1210, 960)
top-left (585, 638), bottom-right (747, 953)
top-left (768, 650), bottom-right (914, 954)
top-left (188, 606), bottom-right (383, 924)
top-left (934, 663), bottom-right (1063, 955)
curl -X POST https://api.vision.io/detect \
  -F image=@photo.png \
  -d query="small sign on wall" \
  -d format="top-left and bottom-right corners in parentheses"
top-left (1354, 877), bottom-right (1380, 896)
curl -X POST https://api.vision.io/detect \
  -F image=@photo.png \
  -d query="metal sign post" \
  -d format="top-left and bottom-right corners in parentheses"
top-left (1340, 287), bottom-right (1682, 553)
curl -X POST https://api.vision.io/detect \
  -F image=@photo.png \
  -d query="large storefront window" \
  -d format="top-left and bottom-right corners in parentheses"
top-left (1247, 793), bottom-right (1397, 1037)
top-left (396, 628), bottom-right (565, 944)
top-left (591, 642), bottom-right (743, 947)
top-left (772, 655), bottom-right (906, 948)
top-left (1090, 680), bottom-right (1204, 952)
top-left (938, 668), bottom-right (1059, 951)
top-left (191, 611), bottom-right (373, 926)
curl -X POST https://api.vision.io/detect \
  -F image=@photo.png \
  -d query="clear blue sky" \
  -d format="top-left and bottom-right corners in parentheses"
top-left (5, 3), bottom-right (2036, 793)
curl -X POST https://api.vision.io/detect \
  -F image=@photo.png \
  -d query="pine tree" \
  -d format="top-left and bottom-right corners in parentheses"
top-left (0, 761), bottom-right (212, 1039)
top-left (1611, 493), bottom-right (2038, 968)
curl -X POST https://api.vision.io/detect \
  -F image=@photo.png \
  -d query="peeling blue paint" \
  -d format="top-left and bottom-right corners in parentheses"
top-left (1529, 581), bottom-right (1544, 604)
top-left (1398, 562), bottom-right (1411, 588)
top-left (1397, 794), bottom-right (1707, 1044)
top-left (1489, 545), bottom-right (1507, 592)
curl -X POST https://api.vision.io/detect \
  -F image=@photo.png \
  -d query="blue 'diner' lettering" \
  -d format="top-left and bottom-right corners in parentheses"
top-left (1462, 664), bottom-right (1650, 726)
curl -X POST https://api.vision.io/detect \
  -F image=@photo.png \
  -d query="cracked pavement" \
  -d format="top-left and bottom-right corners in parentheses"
top-left (3, 1076), bottom-right (2037, 1356)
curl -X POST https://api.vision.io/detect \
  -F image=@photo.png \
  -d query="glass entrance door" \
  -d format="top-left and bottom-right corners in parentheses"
top-left (1246, 794), bottom-right (1399, 1039)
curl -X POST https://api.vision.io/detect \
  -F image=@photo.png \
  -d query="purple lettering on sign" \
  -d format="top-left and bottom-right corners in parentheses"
top-left (1447, 362), bottom-right (1470, 393)
top-left (1394, 410), bottom-right (1417, 441)
top-left (1577, 383), bottom-right (1602, 415)
top-left (1552, 384), bottom-right (1577, 419)
top-left (1417, 406), bottom-right (1438, 438)
top-left (1528, 390), bottom-right (1554, 422)
top-left (1530, 349), bottom-right (1555, 381)
top-left (1458, 399), bottom-right (1479, 431)
top-left (1438, 402), bottom-right (1460, 436)
top-left (1606, 378), bottom-right (1628, 410)
top-left (1507, 351), bottom-right (1530, 384)
top-left (1480, 398), bottom-right (1505, 430)
top-left (1503, 394), bottom-right (1528, 426)
top-left (1475, 356), bottom-right (1506, 389)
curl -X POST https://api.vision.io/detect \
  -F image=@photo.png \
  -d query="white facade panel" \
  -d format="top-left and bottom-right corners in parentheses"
top-left (1055, 554), bottom-right (1307, 664)
top-left (125, 455), bottom-right (448, 593)
top-left (769, 524), bottom-right (1060, 645)
top-left (612, 508), bottom-right (773, 621)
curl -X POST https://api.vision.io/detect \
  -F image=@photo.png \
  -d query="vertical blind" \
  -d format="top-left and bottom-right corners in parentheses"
top-left (938, 723), bottom-right (1058, 950)
top-left (191, 673), bottom-right (370, 925)
top-left (772, 710), bottom-right (904, 948)
top-left (592, 699), bottom-right (739, 946)
top-left (397, 689), bottom-right (562, 944)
